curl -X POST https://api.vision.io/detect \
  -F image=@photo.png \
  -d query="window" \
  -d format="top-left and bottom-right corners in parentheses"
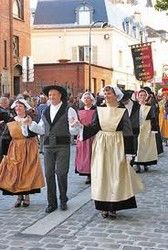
top-left (13, 36), bottom-right (19, 57)
top-left (132, 25), bottom-right (137, 38)
top-left (91, 78), bottom-right (97, 93)
top-left (78, 6), bottom-right (91, 25)
top-left (72, 46), bottom-right (97, 63)
top-left (4, 40), bottom-right (7, 68)
top-left (76, 4), bottom-right (93, 25)
top-left (13, 0), bottom-right (23, 19)
top-left (79, 46), bottom-right (89, 62)
top-left (101, 79), bottom-right (105, 88)
top-left (118, 50), bottom-right (123, 67)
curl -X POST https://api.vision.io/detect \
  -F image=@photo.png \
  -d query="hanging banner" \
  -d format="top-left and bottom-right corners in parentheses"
top-left (131, 42), bottom-right (154, 81)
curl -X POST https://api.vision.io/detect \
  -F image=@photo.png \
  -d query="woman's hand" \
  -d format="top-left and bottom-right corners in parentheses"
top-left (22, 116), bottom-right (32, 126)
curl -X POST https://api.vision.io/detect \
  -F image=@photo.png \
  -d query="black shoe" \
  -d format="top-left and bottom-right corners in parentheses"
top-left (101, 211), bottom-right (108, 218)
top-left (136, 165), bottom-right (141, 173)
top-left (144, 166), bottom-right (149, 172)
top-left (14, 195), bottom-right (24, 208)
top-left (22, 199), bottom-right (30, 207)
top-left (60, 203), bottom-right (67, 211)
top-left (85, 176), bottom-right (91, 184)
top-left (130, 158), bottom-right (134, 167)
top-left (45, 205), bottom-right (57, 213)
top-left (108, 211), bottom-right (117, 219)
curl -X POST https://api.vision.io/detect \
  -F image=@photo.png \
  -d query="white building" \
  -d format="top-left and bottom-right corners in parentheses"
top-left (31, 0), bottom-right (167, 92)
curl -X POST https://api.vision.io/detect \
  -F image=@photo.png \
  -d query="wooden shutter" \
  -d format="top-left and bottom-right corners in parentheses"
top-left (92, 46), bottom-right (97, 64)
top-left (72, 47), bottom-right (77, 61)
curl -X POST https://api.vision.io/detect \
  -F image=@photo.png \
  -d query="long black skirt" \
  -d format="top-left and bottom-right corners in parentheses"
top-left (95, 196), bottom-right (137, 211)
top-left (134, 160), bottom-right (157, 166)
top-left (1, 188), bottom-right (41, 196)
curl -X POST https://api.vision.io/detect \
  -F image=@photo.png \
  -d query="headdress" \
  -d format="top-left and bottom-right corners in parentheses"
top-left (102, 85), bottom-right (124, 101)
top-left (11, 99), bottom-right (31, 110)
top-left (80, 91), bottom-right (96, 104)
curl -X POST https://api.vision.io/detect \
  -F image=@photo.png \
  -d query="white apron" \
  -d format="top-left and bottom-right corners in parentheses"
top-left (91, 107), bottom-right (143, 202)
top-left (135, 105), bottom-right (158, 163)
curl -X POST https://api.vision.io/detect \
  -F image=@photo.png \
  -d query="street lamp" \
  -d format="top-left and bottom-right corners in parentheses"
top-left (88, 21), bottom-right (108, 91)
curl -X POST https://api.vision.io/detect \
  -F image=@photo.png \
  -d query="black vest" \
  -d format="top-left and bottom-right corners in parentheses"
top-left (42, 103), bottom-right (70, 147)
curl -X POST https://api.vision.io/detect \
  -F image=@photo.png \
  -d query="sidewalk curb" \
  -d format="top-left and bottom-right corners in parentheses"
top-left (21, 187), bottom-right (91, 236)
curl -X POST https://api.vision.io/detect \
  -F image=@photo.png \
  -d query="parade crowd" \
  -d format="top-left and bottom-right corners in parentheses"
top-left (0, 84), bottom-right (167, 219)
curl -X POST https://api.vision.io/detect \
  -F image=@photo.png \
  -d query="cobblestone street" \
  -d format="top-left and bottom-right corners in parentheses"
top-left (0, 145), bottom-right (168, 250)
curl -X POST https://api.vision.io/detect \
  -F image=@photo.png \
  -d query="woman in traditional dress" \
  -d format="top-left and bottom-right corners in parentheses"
top-left (142, 87), bottom-right (163, 155)
top-left (75, 92), bottom-right (96, 184)
top-left (159, 92), bottom-right (168, 146)
top-left (72, 85), bottom-right (143, 219)
top-left (0, 99), bottom-right (45, 208)
top-left (134, 89), bottom-right (158, 172)
top-left (120, 90), bottom-right (140, 169)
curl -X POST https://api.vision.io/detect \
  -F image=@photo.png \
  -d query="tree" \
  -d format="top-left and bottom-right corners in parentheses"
top-left (155, 0), bottom-right (168, 11)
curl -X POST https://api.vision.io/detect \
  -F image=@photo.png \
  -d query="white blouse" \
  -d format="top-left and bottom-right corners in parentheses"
top-left (28, 103), bottom-right (80, 136)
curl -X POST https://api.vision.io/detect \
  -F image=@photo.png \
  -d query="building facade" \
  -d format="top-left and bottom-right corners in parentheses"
top-left (0, 0), bottom-right (31, 96)
top-left (30, 0), bottom-right (167, 94)
top-left (21, 62), bottom-right (113, 96)
top-left (31, 0), bottom-right (143, 94)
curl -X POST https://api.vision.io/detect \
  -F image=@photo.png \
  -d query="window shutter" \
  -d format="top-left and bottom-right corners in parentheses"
top-left (72, 47), bottom-right (77, 61)
top-left (92, 46), bottom-right (97, 64)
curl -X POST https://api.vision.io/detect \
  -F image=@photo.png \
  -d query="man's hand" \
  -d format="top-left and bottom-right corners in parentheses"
top-left (69, 117), bottom-right (81, 128)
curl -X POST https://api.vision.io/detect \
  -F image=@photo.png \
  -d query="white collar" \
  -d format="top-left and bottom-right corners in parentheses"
top-left (14, 116), bottom-right (26, 122)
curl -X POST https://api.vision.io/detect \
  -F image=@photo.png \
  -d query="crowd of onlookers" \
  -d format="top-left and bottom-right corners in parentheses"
top-left (1, 87), bottom-right (168, 152)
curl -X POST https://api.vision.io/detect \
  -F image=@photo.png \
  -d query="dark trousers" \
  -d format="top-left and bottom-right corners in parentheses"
top-left (44, 145), bottom-right (70, 207)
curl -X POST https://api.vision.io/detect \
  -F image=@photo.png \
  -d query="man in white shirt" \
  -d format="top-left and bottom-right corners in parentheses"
top-left (24, 85), bottom-right (79, 213)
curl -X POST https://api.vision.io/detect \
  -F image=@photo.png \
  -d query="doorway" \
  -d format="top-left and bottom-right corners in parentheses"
top-left (13, 64), bottom-right (22, 96)
top-left (14, 76), bottom-right (20, 96)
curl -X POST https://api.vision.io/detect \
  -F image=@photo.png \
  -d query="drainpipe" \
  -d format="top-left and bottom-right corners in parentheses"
top-left (9, 0), bottom-right (13, 95)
